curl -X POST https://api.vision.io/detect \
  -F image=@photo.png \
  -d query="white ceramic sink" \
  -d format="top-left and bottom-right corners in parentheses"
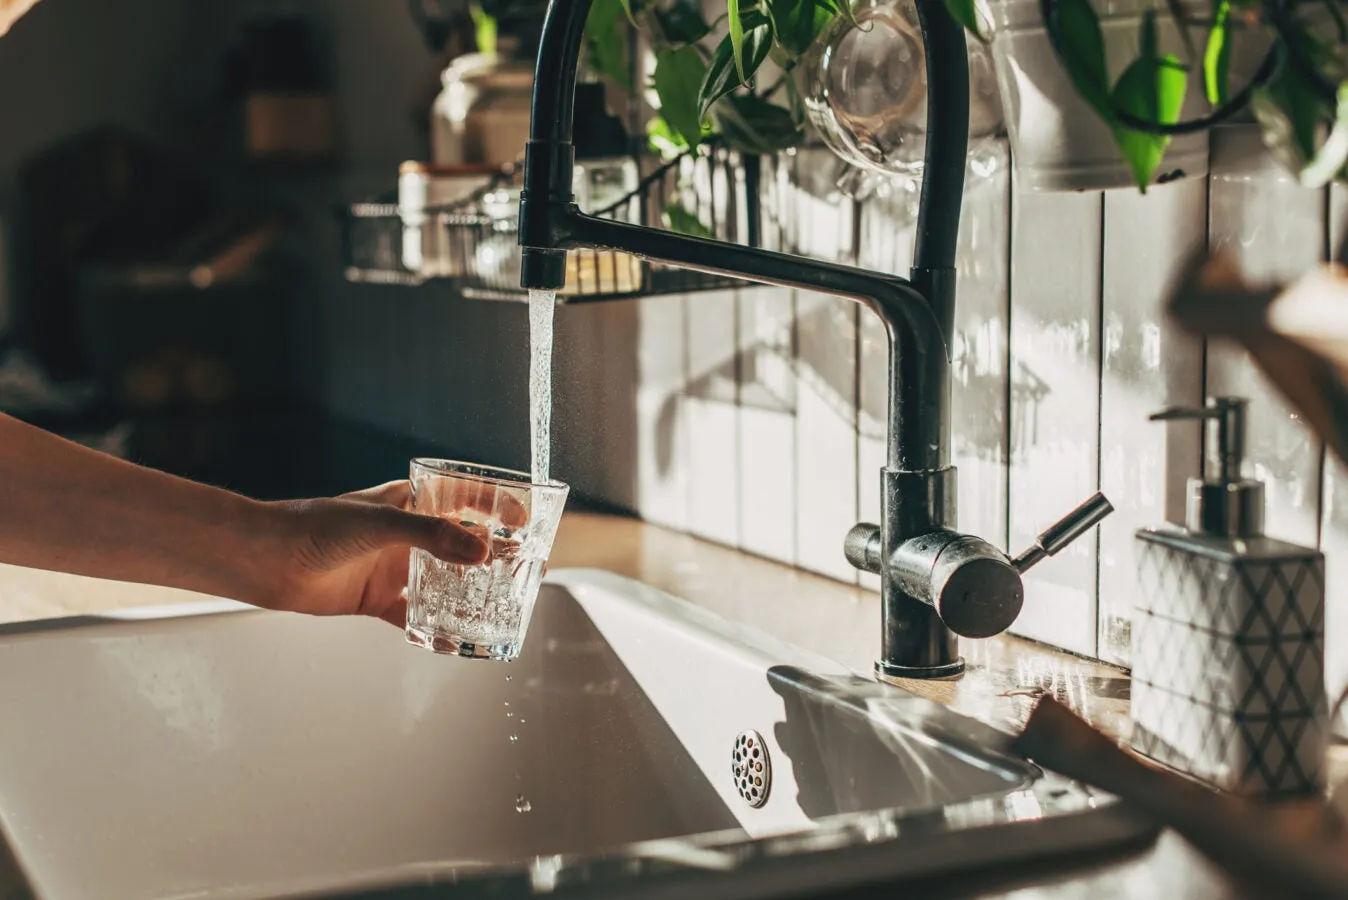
top-left (0, 569), bottom-right (1150, 900)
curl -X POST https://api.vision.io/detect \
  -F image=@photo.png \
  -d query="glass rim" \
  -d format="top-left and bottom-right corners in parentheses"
top-left (410, 458), bottom-right (569, 493)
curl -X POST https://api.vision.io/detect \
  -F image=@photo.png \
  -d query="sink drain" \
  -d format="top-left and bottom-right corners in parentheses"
top-left (732, 730), bottom-right (770, 808)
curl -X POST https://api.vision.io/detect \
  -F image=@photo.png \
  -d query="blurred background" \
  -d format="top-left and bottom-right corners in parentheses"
top-left (0, 0), bottom-right (543, 500)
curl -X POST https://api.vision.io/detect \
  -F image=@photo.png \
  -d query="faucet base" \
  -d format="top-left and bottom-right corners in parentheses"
top-left (874, 658), bottom-right (966, 683)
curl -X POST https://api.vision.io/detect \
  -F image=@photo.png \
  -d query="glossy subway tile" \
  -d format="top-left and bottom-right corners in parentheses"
top-left (1096, 179), bottom-right (1206, 666)
top-left (856, 175), bottom-right (919, 593)
top-left (787, 149), bottom-right (860, 583)
top-left (1007, 185), bottom-right (1103, 657)
top-left (737, 154), bottom-right (798, 564)
top-left (1207, 126), bottom-right (1325, 551)
top-left (1321, 182), bottom-right (1348, 722)
top-left (949, 149), bottom-right (1012, 555)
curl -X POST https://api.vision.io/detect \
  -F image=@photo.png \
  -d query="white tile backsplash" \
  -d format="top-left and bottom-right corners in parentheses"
top-left (1208, 127), bottom-right (1325, 550)
top-left (787, 150), bottom-right (859, 583)
top-left (1322, 184), bottom-right (1348, 715)
top-left (1007, 187), bottom-right (1103, 657)
top-left (951, 153), bottom-right (1012, 551)
top-left (736, 288), bottom-right (797, 559)
top-left (635, 295), bottom-right (691, 530)
top-left (685, 289), bottom-right (741, 546)
top-left (857, 180), bottom-right (919, 593)
top-left (1322, 457), bottom-right (1348, 714)
top-left (736, 158), bottom-right (798, 563)
top-left (553, 301), bottom-right (639, 507)
top-left (1097, 180), bottom-right (1206, 665)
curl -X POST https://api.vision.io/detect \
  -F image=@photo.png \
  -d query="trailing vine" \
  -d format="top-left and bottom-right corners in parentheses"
top-left (579, 0), bottom-right (1348, 191)
top-left (582, 0), bottom-right (850, 156)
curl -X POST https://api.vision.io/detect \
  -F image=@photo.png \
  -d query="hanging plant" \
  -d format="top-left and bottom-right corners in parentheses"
top-left (955, 0), bottom-right (1348, 189)
top-left (583, 0), bottom-right (854, 156)
top-left (579, 0), bottom-right (1348, 192)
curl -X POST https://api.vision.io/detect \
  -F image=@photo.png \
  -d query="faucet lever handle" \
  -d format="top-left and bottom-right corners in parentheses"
top-left (1011, 492), bottom-right (1114, 574)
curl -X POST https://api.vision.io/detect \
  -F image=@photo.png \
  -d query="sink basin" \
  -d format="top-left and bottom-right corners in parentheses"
top-left (0, 569), bottom-right (1150, 899)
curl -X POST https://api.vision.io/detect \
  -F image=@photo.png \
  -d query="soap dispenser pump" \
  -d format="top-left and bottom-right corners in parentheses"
top-left (1132, 396), bottom-right (1327, 795)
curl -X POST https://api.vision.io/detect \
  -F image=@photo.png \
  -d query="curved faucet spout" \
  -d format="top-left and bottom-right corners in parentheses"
top-left (542, 207), bottom-right (951, 473)
top-left (518, 0), bottom-right (977, 677)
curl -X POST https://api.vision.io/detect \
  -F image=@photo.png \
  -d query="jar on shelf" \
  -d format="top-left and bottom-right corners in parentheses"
top-left (470, 181), bottom-right (525, 288)
top-left (468, 81), bottom-right (642, 295)
top-left (398, 161), bottom-right (499, 277)
top-left (430, 34), bottom-right (535, 167)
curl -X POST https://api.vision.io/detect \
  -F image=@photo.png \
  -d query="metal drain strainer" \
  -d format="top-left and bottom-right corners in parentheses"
top-left (732, 730), bottom-right (770, 808)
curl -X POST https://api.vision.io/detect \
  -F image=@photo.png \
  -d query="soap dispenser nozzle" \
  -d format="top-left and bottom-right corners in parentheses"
top-left (1149, 397), bottom-right (1265, 539)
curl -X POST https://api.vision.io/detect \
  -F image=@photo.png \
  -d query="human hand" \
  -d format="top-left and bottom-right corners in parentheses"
top-left (254, 479), bottom-right (524, 628)
top-left (0, 0), bottom-right (42, 38)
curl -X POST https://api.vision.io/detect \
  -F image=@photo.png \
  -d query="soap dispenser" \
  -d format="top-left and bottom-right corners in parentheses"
top-left (1132, 396), bottom-right (1327, 795)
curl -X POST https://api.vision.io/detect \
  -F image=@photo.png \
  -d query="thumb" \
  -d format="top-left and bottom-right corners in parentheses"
top-left (356, 504), bottom-right (490, 564)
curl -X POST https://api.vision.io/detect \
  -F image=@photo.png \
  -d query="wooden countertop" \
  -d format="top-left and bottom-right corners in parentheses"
top-left (0, 511), bottom-right (1249, 898)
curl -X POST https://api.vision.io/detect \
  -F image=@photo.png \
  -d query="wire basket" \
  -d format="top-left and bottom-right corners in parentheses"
top-left (454, 213), bottom-right (648, 300)
top-left (340, 146), bottom-right (760, 301)
top-left (342, 202), bottom-right (426, 287)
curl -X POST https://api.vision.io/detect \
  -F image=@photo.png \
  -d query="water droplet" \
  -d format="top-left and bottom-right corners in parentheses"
top-left (506, 711), bottom-right (514, 718)
top-left (505, 675), bottom-right (513, 682)
top-left (519, 719), bottom-right (526, 724)
top-left (515, 795), bottom-right (532, 814)
top-left (504, 701), bottom-right (510, 707)
top-left (509, 734), bottom-right (519, 744)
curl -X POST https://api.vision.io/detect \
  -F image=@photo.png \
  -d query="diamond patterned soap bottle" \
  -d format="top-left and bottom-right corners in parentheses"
top-left (1132, 397), bottom-right (1327, 795)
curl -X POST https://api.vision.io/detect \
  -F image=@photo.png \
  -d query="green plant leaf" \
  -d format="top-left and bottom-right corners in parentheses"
top-left (698, 11), bottom-right (772, 119)
top-left (1298, 83), bottom-right (1348, 187)
top-left (648, 0), bottom-right (712, 46)
top-left (584, 0), bottom-right (631, 87)
top-left (768, 0), bottom-right (840, 57)
top-left (647, 115), bottom-right (689, 156)
top-left (1262, 66), bottom-right (1323, 161)
top-left (1050, 0), bottom-right (1114, 124)
top-left (619, 0), bottom-right (637, 25)
top-left (1111, 51), bottom-right (1188, 190)
top-left (942, 0), bottom-right (989, 43)
top-left (729, 0), bottom-right (747, 81)
top-left (662, 201), bottom-right (715, 238)
top-left (1204, 0), bottom-right (1231, 106)
top-left (469, 2), bottom-right (497, 55)
top-left (654, 46), bottom-right (710, 147)
top-left (712, 94), bottom-right (804, 154)
top-left (1251, 71), bottom-right (1348, 187)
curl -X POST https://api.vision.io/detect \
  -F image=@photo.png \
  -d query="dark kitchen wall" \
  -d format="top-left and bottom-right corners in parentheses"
top-left (0, 0), bottom-right (232, 206)
top-left (279, 0), bottom-right (535, 472)
top-left (0, 0), bottom-right (533, 474)
top-left (0, 0), bottom-right (430, 200)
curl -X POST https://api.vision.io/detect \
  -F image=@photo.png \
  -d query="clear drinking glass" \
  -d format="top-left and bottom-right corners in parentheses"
top-left (405, 459), bottom-right (569, 660)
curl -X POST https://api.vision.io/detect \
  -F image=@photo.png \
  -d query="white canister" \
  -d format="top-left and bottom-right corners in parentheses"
top-left (430, 48), bottom-right (535, 168)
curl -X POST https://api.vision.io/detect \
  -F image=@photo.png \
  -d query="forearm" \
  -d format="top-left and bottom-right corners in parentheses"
top-left (0, 0), bottom-right (42, 37)
top-left (0, 413), bottom-right (276, 602)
